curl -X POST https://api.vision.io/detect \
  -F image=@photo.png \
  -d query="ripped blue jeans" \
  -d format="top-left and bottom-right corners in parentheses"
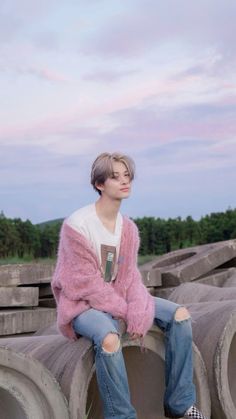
top-left (72, 297), bottom-right (196, 419)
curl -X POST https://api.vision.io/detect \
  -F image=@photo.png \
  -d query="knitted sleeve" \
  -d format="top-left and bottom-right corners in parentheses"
top-left (52, 222), bottom-right (128, 320)
top-left (125, 221), bottom-right (154, 336)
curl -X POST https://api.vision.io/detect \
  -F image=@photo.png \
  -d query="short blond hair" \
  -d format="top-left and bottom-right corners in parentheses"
top-left (91, 152), bottom-right (135, 195)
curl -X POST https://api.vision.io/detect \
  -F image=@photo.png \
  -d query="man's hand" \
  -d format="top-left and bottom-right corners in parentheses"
top-left (113, 318), bottom-right (127, 335)
top-left (130, 333), bottom-right (142, 340)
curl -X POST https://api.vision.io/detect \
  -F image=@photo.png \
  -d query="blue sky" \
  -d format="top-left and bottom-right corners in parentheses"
top-left (1, 0), bottom-right (236, 223)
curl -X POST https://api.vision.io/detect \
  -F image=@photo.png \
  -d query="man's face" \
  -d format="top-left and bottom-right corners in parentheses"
top-left (97, 161), bottom-right (132, 200)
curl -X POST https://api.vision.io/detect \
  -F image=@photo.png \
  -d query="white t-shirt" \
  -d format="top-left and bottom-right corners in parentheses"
top-left (66, 203), bottom-right (123, 282)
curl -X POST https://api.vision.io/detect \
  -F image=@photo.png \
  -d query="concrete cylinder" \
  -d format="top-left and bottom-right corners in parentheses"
top-left (169, 291), bottom-right (236, 419)
top-left (0, 326), bottom-right (210, 419)
top-left (35, 324), bottom-right (210, 419)
top-left (0, 334), bottom-right (93, 419)
top-left (34, 323), bottom-right (59, 336)
top-left (88, 328), bottom-right (210, 419)
top-left (169, 282), bottom-right (236, 303)
top-left (223, 273), bottom-right (236, 287)
top-left (0, 337), bottom-right (69, 419)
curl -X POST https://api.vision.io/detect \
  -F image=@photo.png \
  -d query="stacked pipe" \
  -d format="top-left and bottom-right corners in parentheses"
top-left (2, 238), bottom-right (236, 417)
top-left (0, 325), bottom-right (210, 419)
top-left (140, 239), bottom-right (236, 298)
top-left (139, 239), bottom-right (236, 419)
top-left (169, 282), bottom-right (236, 419)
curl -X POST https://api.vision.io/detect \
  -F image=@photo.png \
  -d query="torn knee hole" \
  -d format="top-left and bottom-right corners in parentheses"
top-left (102, 333), bottom-right (120, 353)
top-left (175, 307), bottom-right (191, 322)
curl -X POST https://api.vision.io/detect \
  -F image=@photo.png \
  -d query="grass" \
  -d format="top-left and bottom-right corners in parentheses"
top-left (1, 254), bottom-right (157, 266)
top-left (138, 254), bottom-right (156, 265)
top-left (0, 256), bottom-right (55, 265)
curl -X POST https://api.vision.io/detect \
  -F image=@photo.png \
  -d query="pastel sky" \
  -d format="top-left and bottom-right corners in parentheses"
top-left (1, 0), bottom-right (236, 224)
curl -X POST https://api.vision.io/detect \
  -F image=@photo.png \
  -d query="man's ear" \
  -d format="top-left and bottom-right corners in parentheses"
top-left (95, 182), bottom-right (104, 193)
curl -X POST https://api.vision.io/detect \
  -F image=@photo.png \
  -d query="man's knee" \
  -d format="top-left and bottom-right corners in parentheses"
top-left (174, 307), bottom-right (191, 322)
top-left (102, 333), bottom-right (120, 353)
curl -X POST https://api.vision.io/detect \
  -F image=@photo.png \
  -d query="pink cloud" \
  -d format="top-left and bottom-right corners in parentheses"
top-left (1, 62), bottom-right (70, 83)
top-left (28, 67), bottom-right (70, 83)
top-left (83, 69), bottom-right (137, 83)
top-left (1, 66), bottom-right (235, 154)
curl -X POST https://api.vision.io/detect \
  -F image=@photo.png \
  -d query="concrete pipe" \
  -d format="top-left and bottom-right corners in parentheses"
top-left (0, 337), bottom-right (69, 419)
top-left (223, 272), bottom-right (236, 287)
top-left (152, 268), bottom-right (236, 300)
top-left (34, 324), bottom-right (210, 419)
top-left (168, 296), bottom-right (236, 419)
top-left (34, 322), bottom-right (59, 336)
top-left (87, 327), bottom-right (210, 419)
top-left (0, 334), bottom-right (93, 419)
top-left (143, 240), bottom-right (236, 287)
top-left (169, 282), bottom-right (236, 304)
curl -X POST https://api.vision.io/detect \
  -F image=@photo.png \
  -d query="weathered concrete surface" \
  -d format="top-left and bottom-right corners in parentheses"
top-left (169, 282), bottom-right (236, 304)
top-left (34, 322), bottom-right (59, 336)
top-left (0, 334), bottom-right (91, 419)
top-left (139, 262), bottom-right (162, 287)
top-left (0, 337), bottom-right (69, 419)
top-left (196, 267), bottom-right (236, 287)
top-left (150, 240), bottom-right (236, 286)
top-left (87, 328), bottom-right (210, 419)
top-left (23, 326), bottom-right (211, 419)
top-left (0, 263), bottom-right (55, 286)
top-left (168, 296), bottom-right (236, 419)
top-left (0, 287), bottom-right (39, 307)
top-left (154, 267), bottom-right (236, 300)
top-left (0, 307), bottom-right (56, 335)
top-left (222, 270), bottom-right (236, 287)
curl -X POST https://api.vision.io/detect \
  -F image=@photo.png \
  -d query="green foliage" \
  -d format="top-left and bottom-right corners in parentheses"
top-left (1, 207), bottom-right (236, 262)
top-left (0, 214), bottom-right (63, 261)
top-left (134, 207), bottom-right (236, 256)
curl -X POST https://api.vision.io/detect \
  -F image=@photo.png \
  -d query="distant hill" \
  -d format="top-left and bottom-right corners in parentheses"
top-left (36, 218), bottom-right (64, 230)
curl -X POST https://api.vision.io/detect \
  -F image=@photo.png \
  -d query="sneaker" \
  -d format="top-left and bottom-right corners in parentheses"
top-left (184, 405), bottom-right (207, 419)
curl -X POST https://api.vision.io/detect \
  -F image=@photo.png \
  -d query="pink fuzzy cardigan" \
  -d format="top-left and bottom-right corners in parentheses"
top-left (52, 216), bottom-right (155, 340)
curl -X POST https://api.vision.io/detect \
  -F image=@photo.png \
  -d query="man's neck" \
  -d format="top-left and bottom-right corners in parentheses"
top-left (95, 196), bottom-right (121, 221)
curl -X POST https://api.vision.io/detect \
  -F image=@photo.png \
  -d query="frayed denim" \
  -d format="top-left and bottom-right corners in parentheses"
top-left (72, 297), bottom-right (196, 419)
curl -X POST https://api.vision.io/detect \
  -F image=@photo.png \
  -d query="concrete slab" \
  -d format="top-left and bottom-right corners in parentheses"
top-left (0, 263), bottom-right (55, 286)
top-left (0, 307), bottom-right (56, 336)
top-left (139, 264), bottom-right (162, 287)
top-left (149, 240), bottom-right (236, 286)
top-left (0, 287), bottom-right (39, 307)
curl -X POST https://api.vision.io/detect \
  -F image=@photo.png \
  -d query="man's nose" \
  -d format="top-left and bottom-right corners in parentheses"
top-left (121, 176), bottom-right (129, 184)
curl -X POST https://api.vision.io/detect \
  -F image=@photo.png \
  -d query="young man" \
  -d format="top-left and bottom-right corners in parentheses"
top-left (52, 152), bottom-right (208, 419)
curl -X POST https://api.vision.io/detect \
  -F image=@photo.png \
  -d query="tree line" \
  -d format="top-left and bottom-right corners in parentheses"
top-left (0, 208), bottom-right (236, 260)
